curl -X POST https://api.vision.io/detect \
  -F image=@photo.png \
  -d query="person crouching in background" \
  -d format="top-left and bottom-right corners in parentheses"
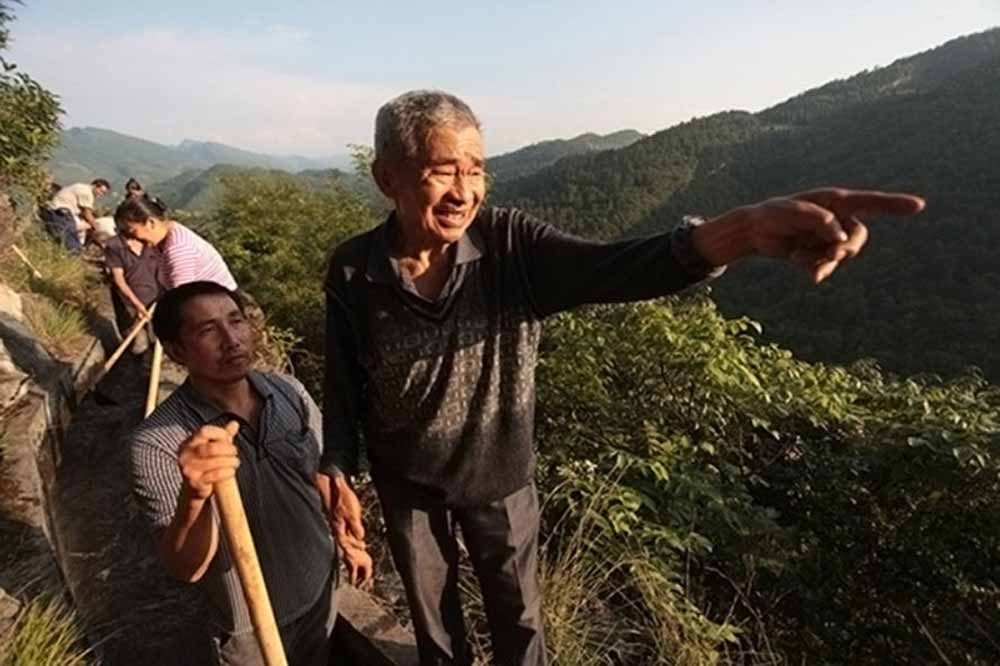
top-left (42, 179), bottom-right (110, 253)
top-left (124, 177), bottom-right (145, 199)
top-left (114, 194), bottom-right (238, 292)
top-left (104, 228), bottom-right (164, 354)
top-left (113, 194), bottom-right (281, 368)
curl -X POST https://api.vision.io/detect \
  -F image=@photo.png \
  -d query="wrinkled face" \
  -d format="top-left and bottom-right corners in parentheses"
top-left (167, 293), bottom-right (254, 383)
top-left (379, 124), bottom-right (486, 247)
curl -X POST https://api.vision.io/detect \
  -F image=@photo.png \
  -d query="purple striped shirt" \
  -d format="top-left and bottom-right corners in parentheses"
top-left (161, 222), bottom-right (238, 291)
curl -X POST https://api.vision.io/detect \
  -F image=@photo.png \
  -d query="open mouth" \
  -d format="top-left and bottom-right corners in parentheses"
top-left (434, 208), bottom-right (467, 227)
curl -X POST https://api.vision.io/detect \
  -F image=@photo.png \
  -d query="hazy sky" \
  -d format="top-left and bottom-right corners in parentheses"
top-left (7, 1), bottom-right (1000, 156)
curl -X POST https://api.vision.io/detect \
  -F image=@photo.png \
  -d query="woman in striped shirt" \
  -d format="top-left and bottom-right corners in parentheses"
top-left (114, 195), bottom-right (239, 292)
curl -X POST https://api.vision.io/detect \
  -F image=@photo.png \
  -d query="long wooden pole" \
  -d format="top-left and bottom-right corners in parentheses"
top-left (214, 477), bottom-right (288, 666)
top-left (143, 339), bottom-right (163, 417)
top-left (10, 244), bottom-right (43, 279)
top-left (101, 304), bottom-right (156, 376)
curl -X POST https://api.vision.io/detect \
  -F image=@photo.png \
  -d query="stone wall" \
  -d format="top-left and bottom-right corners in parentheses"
top-left (0, 281), bottom-right (104, 655)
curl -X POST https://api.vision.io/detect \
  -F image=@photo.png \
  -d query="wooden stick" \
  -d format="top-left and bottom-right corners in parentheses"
top-left (102, 304), bottom-right (156, 376)
top-left (215, 477), bottom-right (288, 666)
top-left (10, 244), bottom-right (43, 279)
top-left (144, 339), bottom-right (163, 417)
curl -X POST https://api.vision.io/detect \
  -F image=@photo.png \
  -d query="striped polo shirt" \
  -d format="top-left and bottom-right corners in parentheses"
top-left (160, 222), bottom-right (238, 291)
top-left (129, 371), bottom-right (335, 634)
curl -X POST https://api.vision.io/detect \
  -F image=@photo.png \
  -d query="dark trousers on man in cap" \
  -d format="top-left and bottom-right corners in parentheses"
top-left (376, 482), bottom-right (546, 666)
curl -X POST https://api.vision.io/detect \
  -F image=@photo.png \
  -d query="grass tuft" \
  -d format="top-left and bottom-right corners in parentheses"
top-left (0, 595), bottom-right (94, 666)
top-left (0, 228), bottom-right (97, 308)
top-left (22, 297), bottom-right (88, 360)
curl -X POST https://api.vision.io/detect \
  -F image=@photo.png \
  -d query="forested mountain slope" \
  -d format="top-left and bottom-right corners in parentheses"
top-left (494, 28), bottom-right (1000, 379)
top-left (487, 129), bottom-right (643, 182)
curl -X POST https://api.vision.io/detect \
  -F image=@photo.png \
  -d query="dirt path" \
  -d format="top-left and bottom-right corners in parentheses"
top-left (51, 349), bottom-right (213, 665)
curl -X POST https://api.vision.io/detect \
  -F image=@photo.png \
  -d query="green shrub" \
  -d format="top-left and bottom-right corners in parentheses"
top-left (535, 296), bottom-right (1000, 665)
top-left (195, 169), bottom-right (1000, 664)
top-left (203, 172), bottom-right (377, 394)
top-left (458, 486), bottom-right (644, 666)
top-left (0, 229), bottom-right (97, 307)
top-left (0, 2), bottom-right (61, 199)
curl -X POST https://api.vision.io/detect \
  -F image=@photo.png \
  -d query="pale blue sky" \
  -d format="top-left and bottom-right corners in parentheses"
top-left (7, 1), bottom-right (1000, 156)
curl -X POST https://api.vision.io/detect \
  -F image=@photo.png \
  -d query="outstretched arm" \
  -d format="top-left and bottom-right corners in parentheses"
top-left (692, 188), bottom-right (926, 283)
top-left (520, 188), bottom-right (924, 317)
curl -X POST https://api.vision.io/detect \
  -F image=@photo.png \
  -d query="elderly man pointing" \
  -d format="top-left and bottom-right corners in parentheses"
top-left (322, 90), bottom-right (924, 666)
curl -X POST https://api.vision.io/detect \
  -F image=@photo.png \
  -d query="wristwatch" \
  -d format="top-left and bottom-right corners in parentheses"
top-left (670, 215), bottom-right (727, 280)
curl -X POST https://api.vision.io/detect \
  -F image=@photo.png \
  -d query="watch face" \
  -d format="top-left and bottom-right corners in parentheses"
top-left (673, 215), bottom-right (725, 278)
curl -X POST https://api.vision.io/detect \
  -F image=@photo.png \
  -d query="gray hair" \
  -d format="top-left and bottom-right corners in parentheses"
top-left (374, 90), bottom-right (481, 163)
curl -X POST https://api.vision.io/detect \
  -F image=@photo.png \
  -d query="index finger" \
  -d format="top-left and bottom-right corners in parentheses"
top-left (796, 189), bottom-right (925, 218)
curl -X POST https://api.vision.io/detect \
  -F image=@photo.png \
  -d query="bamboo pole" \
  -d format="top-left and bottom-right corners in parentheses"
top-left (101, 304), bottom-right (156, 377)
top-left (214, 476), bottom-right (288, 666)
top-left (10, 244), bottom-right (43, 279)
top-left (144, 339), bottom-right (163, 417)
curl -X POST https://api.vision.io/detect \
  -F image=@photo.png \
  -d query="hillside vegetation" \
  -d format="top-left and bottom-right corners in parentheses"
top-left (0, 3), bottom-right (94, 663)
top-left (0, 2), bottom-right (60, 199)
top-left (487, 129), bottom-right (644, 182)
top-left (203, 168), bottom-right (999, 664)
top-left (7, 6), bottom-right (998, 662)
top-left (191, 33), bottom-right (1000, 663)
top-left (155, 162), bottom-right (387, 219)
top-left (494, 28), bottom-right (1000, 380)
top-left (49, 126), bottom-right (351, 188)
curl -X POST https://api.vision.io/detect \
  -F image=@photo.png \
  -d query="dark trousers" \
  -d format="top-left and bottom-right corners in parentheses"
top-left (212, 574), bottom-right (339, 666)
top-left (376, 481), bottom-right (546, 666)
top-left (40, 207), bottom-right (82, 253)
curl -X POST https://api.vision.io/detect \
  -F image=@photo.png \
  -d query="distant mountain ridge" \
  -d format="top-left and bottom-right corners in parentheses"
top-left (49, 127), bottom-right (352, 189)
top-left (495, 28), bottom-right (1000, 241)
top-left (493, 27), bottom-right (1000, 380)
top-left (152, 163), bottom-right (381, 212)
top-left (50, 125), bottom-right (644, 208)
top-left (487, 129), bottom-right (644, 182)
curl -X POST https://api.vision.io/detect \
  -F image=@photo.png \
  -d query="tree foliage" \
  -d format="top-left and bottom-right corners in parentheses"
top-left (493, 27), bottom-right (1000, 382)
top-left (493, 111), bottom-right (764, 241)
top-left (205, 165), bottom-right (1000, 662)
top-left (487, 129), bottom-right (644, 183)
top-left (537, 296), bottom-right (1000, 664)
top-left (0, 1), bottom-right (61, 197)
top-left (196, 29), bottom-right (1000, 664)
top-left (203, 173), bottom-right (377, 393)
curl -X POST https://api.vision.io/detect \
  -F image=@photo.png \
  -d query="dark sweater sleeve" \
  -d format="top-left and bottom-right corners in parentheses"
top-left (509, 209), bottom-right (721, 318)
top-left (321, 284), bottom-right (363, 479)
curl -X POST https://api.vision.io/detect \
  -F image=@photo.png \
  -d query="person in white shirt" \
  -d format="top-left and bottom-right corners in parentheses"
top-left (43, 179), bottom-right (110, 253)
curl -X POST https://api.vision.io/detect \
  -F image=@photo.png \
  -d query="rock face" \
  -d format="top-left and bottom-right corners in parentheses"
top-left (0, 339), bottom-right (28, 410)
top-left (0, 280), bottom-right (77, 659)
top-left (0, 588), bottom-right (22, 653)
top-left (0, 285), bottom-right (21, 322)
top-left (0, 254), bottom-right (32, 414)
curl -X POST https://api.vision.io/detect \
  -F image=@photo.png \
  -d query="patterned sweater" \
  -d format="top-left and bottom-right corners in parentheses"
top-left (322, 207), bottom-right (716, 506)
